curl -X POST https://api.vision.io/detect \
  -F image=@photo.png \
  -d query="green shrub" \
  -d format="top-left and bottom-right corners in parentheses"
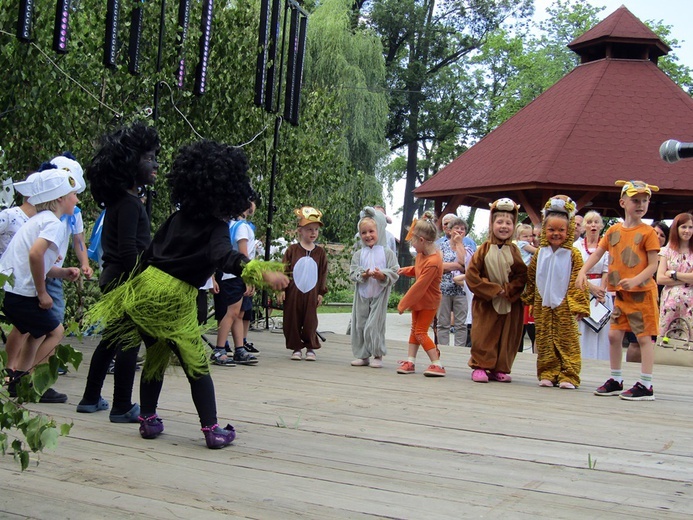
top-left (325, 288), bottom-right (354, 304)
top-left (388, 291), bottom-right (403, 309)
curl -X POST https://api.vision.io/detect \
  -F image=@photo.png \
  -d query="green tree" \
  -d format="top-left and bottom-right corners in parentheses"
top-left (472, 1), bottom-right (602, 132)
top-left (646, 20), bottom-right (693, 95)
top-left (361, 0), bottom-right (534, 262)
top-left (305, 0), bottom-right (389, 176)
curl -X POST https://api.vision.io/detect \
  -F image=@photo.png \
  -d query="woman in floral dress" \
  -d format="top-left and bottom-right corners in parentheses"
top-left (656, 213), bottom-right (693, 338)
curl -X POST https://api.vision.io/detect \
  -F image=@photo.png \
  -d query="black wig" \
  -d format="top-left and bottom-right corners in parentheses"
top-left (87, 122), bottom-right (160, 207)
top-left (168, 140), bottom-right (254, 221)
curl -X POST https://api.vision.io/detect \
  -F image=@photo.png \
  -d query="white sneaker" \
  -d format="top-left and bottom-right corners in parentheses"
top-left (351, 358), bottom-right (370, 366)
top-left (370, 358), bottom-right (383, 369)
top-left (291, 350), bottom-right (302, 361)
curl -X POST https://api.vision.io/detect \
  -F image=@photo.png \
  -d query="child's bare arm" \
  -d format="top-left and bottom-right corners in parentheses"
top-left (47, 266), bottom-right (80, 282)
top-left (72, 232), bottom-right (93, 279)
top-left (261, 271), bottom-right (289, 291)
top-left (522, 243), bottom-right (537, 255)
top-left (576, 245), bottom-right (606, 289)
top-left (29, 238), bottom-right (52, 309)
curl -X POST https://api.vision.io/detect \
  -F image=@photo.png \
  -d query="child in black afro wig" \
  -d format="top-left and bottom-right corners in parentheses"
top-left (84, 140), bottom-right (289, 449)
top-left (168, 140), bottom-right (254, 221)
top-left (87, 121), bottom-right (160, 208)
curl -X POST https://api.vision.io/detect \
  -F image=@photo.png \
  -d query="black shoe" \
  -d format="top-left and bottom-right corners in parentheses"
top-left (6, 369), bottom-right (23, 398)
top-left (234, 347), bottom-right (258, 365)
top-left (40, 387), bottom-right (68, 403)
top-left (594, 378), bottom-right (623, 396)
top-left (243, 341), bottom-right (259, 354)
top-left (619, 382), bottom-right (655, 401)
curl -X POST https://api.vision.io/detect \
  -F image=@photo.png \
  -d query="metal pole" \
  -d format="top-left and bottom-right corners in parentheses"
top-left (262, 115), bottom-right (282, 329)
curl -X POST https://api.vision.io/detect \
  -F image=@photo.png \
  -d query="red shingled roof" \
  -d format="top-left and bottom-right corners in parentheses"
top-left (415, 6), bottom-right (693, 220)
top-left (569, 5), bottom-right (669, 56)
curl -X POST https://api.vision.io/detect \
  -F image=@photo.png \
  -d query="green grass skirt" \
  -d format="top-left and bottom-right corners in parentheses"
top-left (84, 267), bottom-right (208, 381)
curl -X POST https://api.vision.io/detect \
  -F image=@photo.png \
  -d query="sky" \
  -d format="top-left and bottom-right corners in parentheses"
top-left (384, 0), bottom-right (693, 240)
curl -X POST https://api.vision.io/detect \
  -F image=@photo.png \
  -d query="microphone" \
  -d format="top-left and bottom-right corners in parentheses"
top-left (660, 139), bottom-right (693, 163)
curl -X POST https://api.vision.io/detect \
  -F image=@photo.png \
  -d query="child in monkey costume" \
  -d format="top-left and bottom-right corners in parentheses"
top-left (466, 198), bottom-right (527, 383)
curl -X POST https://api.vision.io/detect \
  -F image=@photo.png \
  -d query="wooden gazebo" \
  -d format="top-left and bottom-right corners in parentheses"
top-left (415, 6), bottom-right (693, 223)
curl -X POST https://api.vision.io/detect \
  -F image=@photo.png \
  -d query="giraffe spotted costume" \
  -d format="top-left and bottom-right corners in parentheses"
top-left (522, 196), bottom-right (590, 387)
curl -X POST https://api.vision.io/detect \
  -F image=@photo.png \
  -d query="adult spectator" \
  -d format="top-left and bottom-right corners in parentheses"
top-left (574, 214), bottom-right (585, 240)
top-left (656, 212), bottom-right (693, 340)
top-left (436, 216), bottom-right (471, 348)
top-left (574, 210), bottom-right (611, 360)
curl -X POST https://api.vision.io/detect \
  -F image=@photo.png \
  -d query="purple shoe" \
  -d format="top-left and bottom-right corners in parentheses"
top-left (138, 414), bottom-right (164, 439)
top-left (201, 423), bottom-right (236, 449)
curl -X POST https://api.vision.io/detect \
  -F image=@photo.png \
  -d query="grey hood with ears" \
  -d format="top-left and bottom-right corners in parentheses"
top-left (358, 206), bottom-right (388, 248)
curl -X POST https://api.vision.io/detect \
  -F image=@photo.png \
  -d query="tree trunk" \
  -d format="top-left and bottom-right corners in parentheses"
top-left (397, 92), bottom-right (421, 273)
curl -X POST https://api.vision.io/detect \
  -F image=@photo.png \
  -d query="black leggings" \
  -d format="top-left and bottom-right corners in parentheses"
top-left (81, 322), bottom-right (139, 414)
top-left (82, 278), bottom-right (140, 414)
top-left (139, 336), bottom-right (218, 428)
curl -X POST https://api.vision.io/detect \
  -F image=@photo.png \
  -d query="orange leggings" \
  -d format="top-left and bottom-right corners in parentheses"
top-left (408, 308), bottom-right (438, 351)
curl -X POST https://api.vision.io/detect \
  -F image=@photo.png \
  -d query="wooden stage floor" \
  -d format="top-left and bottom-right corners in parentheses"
top-left (2, 323), bottom-right (692, 519)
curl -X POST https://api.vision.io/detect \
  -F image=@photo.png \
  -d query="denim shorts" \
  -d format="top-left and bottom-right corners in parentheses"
top-left (46, 277), bottom-right (65, 323)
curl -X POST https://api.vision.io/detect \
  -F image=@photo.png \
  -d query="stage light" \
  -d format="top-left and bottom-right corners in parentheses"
top-left (176, 0), bottom-right (192, 89)
top-left (254, 0), bottom-right (270, 107)
top-left (128, 6), bottom-right (143, 74)
top-left (17, 0), bottom-right (35, 42)
top-left (193, 0), bottom-right (214, 95)
top-left (284, 9), bottom-right (307, 126)
top-left (52, 0), bottom-right (71, 53)
top-left (263, 0), bottom-right (281, 111)
top-left (104, 0), bottom-right (121, 68)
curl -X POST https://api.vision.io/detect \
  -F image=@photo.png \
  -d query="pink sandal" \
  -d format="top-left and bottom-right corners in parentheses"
top-left (471, 369), bottom-right (489, 383)
top-left (489, 371), bottom-right (512, 383)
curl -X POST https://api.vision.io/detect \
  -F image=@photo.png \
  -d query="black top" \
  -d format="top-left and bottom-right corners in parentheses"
top-left (143, 211), bottom-right (248, 288)
top-left (100, 193), bottom-right (151, 290)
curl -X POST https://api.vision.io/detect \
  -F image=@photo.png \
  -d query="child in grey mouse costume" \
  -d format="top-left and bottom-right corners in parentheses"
top-left (349, 206), bottom-right (399, 368)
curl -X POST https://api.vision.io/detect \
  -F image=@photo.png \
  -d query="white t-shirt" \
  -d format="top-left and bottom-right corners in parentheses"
top-left (0, 206), bottom-right (32, 255)
top-left (221, 219), bottom-right (257, 281)
top-left (1, 210), bottom-right (70, 296)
